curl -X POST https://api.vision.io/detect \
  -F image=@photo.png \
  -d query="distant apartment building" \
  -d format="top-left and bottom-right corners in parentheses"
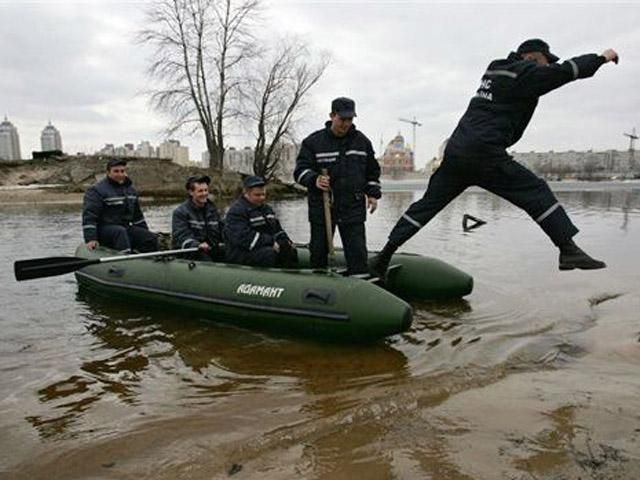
top-left (427, 138), bottom-right (449, 173)
top-left (96, 141), bottom-right (158, 159)
top-left (0, 116), bottom-right (22, 161)
top-left (511, 149), bottom-right (638, 179)
top-left (273, 143), bottom-right (298, 180)
top-left (113, 143), bottom-right (136, 157)
top-left (136, 140), bottom-right (156, 158)
top-left (201, 150), bottom-right (210, 167)
top-left (158, 139), bottom-right (190, 166)
top-left (97, 143), bottom-right (116, 156)
top-left (425, 146), bottom-right (639, 179)
top-left (218, 143), bottom-right (299, 181)
top-left (40, 121), bottom-right (63, 152)
top-left (223, 146), bottom-right (255, 174)
top-left (380, 133), bottom-right (414, 177)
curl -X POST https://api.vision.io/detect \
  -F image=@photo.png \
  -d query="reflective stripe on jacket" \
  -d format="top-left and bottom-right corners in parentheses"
top-left (223, 196), bottom-right (290, 255)
top-left (447, 52), bottom-right (606, 159)
top-left (293, 122), bottom-right (381, 225)
top-left (171, 198), bottom-right (223, 249)
top-left (82, 176), bottom-right (148, 242)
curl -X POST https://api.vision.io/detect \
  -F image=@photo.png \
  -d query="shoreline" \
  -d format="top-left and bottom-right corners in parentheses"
top-left (1, 178), bottom-right (638, 206)
top-left (0, 188), bottom-right (85, 205)
top-left (0, 186), bottom-right (301, 206)
top-left (0, 188), bottom-right (183, 206)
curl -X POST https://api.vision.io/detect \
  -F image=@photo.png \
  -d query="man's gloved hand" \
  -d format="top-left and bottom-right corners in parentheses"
top-left (277, 237), bottom-right (292, 253)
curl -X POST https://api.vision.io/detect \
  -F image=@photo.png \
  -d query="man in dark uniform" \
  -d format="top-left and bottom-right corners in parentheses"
top-left (293, 97), bottom-right (381, 277)
top-left (372, 39), bottom-right (619, 278)
top-left (171, 174), bottom-right (224, 261)
top-left (82, 158), bottom-right (158, 252)
top-left (223, 176), bottom-right (297, 268)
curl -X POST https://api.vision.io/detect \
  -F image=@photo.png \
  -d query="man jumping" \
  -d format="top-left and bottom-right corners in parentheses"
top-left (373, 39), bottom-right (618, 278)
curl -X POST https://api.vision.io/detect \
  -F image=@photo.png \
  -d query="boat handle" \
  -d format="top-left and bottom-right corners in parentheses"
top-left (108, 266), bottom-right (125, 277)
top-left (303, 288), bottom-right (336, 305)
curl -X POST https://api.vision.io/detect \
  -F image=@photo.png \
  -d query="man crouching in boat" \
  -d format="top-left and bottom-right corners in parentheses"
top-left (171, 174), bottom-right (224, 261)
top-left (82, 158), bottom-right (158, 253)
top-left (223, 176), bottom-right (298, 268)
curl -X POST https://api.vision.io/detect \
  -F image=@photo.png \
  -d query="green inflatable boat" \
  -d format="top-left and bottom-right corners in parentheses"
top-left (72, 245), bottom-right (473, 341)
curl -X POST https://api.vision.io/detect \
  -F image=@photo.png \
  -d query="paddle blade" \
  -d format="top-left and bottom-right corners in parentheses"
top-left (14, 256), bottom-right (99, 281)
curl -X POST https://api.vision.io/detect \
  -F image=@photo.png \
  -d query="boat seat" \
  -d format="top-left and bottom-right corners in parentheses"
top-left (336, 263), bottom-right (403, 282)
top-left (367, 264), bottom-right (402, 285)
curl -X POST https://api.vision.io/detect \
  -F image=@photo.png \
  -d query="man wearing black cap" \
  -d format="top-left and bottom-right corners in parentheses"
top-left (373, 40), bottom-right (619, 278)
top-left (293, 97), bottom-right (381, 276)
top-left (171, 174), bottom-right (224, 261)
top-left (82, 158), bottom-right (158, 252)
top-left (223, 175), bottom-right (297, 267)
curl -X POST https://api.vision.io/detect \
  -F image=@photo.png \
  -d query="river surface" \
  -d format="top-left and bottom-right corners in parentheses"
top-left (1, 180), bottom-right (639, 479)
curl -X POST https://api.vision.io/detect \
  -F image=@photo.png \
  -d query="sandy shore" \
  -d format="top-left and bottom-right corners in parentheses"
top-left (0, 188), bottom-right (83, 205)
top-left (0, 188), bottom-right (177, 206)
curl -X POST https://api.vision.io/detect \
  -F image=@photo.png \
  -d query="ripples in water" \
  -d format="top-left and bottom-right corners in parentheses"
top-left (2, 183), bottom-right (640, 477)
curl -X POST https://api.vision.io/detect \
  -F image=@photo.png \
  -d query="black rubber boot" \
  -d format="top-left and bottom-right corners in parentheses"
top-left (559, 240), bottom-right (606, 270)
top-left (370, 243), bottom-right (398, 281)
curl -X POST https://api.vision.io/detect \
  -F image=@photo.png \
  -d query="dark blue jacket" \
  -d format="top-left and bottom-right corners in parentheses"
top-left (223, 196), bottom-right (291, 257)
top-left (446, 52), bottom-right (607, 159)
top-left (293, 122), bottom-right (381, 224)
top-left (171, 199), bottom-right (223, 249)
top-left (82, 176), bottom-right (148, 242)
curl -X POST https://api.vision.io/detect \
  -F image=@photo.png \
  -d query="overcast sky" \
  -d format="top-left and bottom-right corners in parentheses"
top-left (1, 0), bottom-right (639, 168)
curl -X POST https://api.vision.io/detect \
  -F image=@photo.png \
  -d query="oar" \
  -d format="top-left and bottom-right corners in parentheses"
top-left (14, 247), bottom-right (199, 282)
top-left (321, 168), bottom-right (335, 268)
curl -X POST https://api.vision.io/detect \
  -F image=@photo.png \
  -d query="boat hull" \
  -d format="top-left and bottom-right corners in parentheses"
top-left (74, 246), bottom-right (413, 341)
top-left (73, 245), bottom-right (473, 341)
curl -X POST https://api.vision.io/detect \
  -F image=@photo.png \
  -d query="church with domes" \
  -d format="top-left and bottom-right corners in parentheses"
top-left (380, 133), bottom-right (414, 177)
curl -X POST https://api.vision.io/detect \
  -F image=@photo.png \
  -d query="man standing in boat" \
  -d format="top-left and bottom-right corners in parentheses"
top-left (223, 176), bottom-right (297, 268)
top-left (171, 174), bottom-right (224, 261)
top-left (82, 158), bottom-right (158, 252)
top-left (372, 39), bottom-right (619, 278)
top-left (294, 97), bottom-right (381, 277)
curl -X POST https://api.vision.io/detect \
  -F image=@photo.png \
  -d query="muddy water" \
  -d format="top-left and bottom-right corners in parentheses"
top-left (1, 181), bottom-right (639, 479)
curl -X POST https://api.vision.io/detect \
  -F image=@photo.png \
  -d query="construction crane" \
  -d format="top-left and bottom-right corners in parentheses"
top-left (624, 128), bottom-right (638, 168)
top-left (398, 117), bottom-right (422, 162)
top-left (624, 127), bottom-right (638, 152)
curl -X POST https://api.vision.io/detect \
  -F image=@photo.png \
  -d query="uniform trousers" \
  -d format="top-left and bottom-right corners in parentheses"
top-left (98, 225), bottom-right (159, 252)
top-left (310, 221), bottom-right (368, 275)
top-left (387, 154), bottom-right (578, 248)
top-left (226, 245), bottom-right (298, 268)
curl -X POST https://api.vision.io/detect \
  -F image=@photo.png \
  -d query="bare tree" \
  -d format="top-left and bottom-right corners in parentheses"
top-left (139, 0), bottom-right (259, 170)
top-left (244, 40), bottom-right (329, 180)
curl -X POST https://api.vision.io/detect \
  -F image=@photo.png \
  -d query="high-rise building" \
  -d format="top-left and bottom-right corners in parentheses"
top-left (158, 139), bottom-right (190, 165)
top-left (219, 143), bottom-right (299, 180)
top-left (224, 146), bottom-right (255, 174)
top-left (40, 121), bottom-right (63, 152)
top-left (97, 143), bottom-right (116, 156)
top-left (0, 116), bottom-right (22, 161)
top-left (136, 140), bottom-right (156, 158)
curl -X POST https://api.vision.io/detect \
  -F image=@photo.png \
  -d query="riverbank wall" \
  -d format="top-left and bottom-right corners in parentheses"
top-left (0, 155), bottom-right (300, 205)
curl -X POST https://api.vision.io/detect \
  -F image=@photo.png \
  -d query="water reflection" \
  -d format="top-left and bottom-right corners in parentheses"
top-left (25, 289), bottom-right (409, 439)
top-left (4, 182), bottom-right (640, 476)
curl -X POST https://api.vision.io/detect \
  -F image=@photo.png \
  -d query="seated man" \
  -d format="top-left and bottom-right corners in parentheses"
top-left (82, 158), bottom-right (158, 252)
top-left (223, 176), bottom-right (297, 268)
top-left (172, 174), bottom-right (224, 261)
